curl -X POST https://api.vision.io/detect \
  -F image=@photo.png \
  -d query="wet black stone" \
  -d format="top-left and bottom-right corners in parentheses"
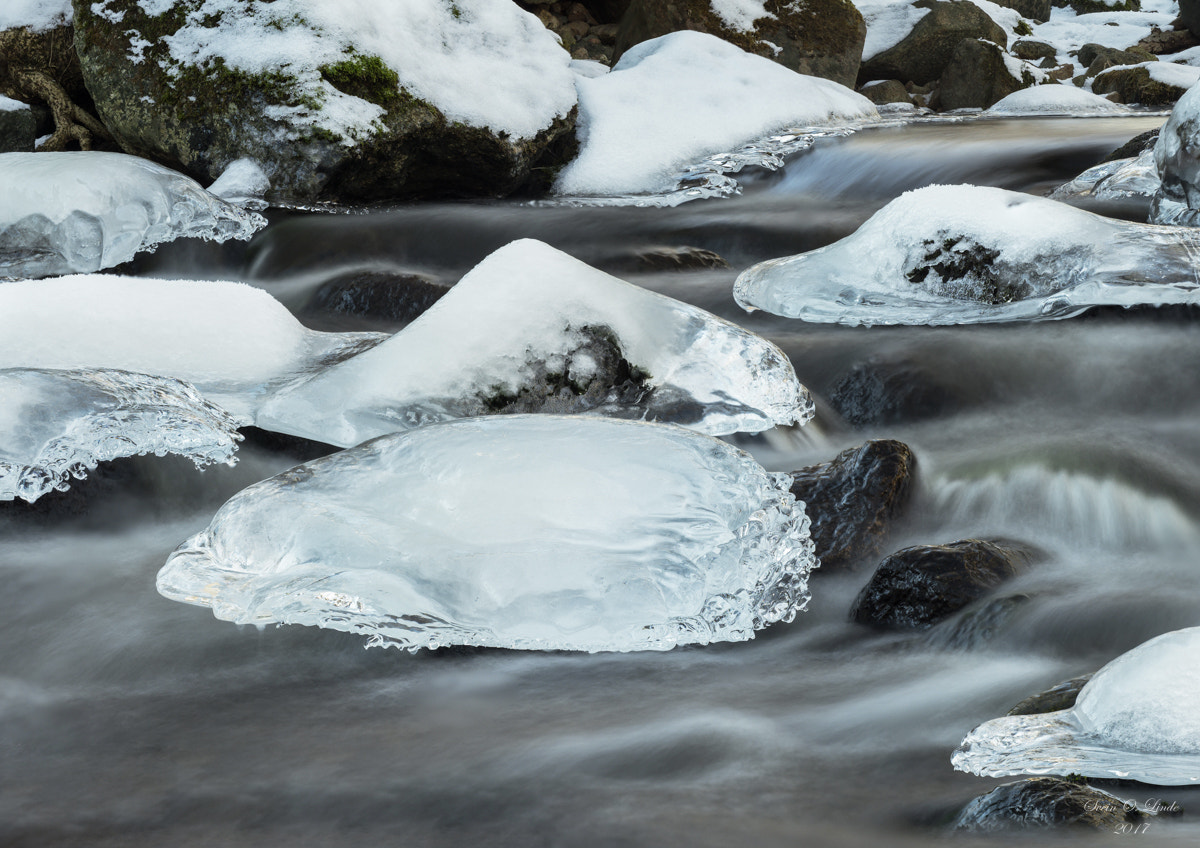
top-left (788, 440), bottom-right (916, 572)
top-left (954, 777), bottom-right (1145, 831)
top-left (306, 270), bottom-right (450, 326)
top-left (829, 357), bottom-right (962, 427)
top-left (1102, 128), bottom-right (1160, 163)
top-left (1007, 674), bottom-right (1094, 715)
top-left (851, 539), bottom-right (1033, 629)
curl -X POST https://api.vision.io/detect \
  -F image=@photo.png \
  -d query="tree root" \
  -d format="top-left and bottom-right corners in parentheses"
top-left (12, 68), bottom-right (111, 151)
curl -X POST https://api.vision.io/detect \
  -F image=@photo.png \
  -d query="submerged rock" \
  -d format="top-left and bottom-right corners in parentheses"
top-left (613, 0), bottom-right (866, 88)
top-left (850, 539), bottom-right (1032, 629)
top-left (306, 270), bottom-right (450, 326)
top-left (953, 777), bottom-right (1143, 831)
top-left (72, 0), bottom-right (578, 202)
top-left (788, 440), bottom-right (916, 572)
top-left (157, 415), bottom-right (818, 653)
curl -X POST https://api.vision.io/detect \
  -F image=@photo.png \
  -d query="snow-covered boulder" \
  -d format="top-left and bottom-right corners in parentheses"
top-left (0, 96), bottom-right (35, 153)
top-left (612, 0), bottom-right (867, 88)
top-left (71, 0), bottom-right (579, 202)
top-left (858, 0), bottom-right (1007, 87)
top-left (1093, 62), bottom-right (1200, 106)
top-left (553, 31), bottom-right (877, 198)
top-left (157, 414), bottom-right (818, 652)
top-left (0, 151), bottom-right (266, 280)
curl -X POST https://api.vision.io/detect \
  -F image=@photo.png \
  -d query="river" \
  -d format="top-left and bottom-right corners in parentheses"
top-left (3, 115), bottom-right (1199, 846)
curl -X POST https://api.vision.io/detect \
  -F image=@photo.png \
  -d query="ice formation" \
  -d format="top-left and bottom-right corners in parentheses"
top-left (0, 152), bottom-right (265, 279)
top-left (1154, 82), bottom-right (1200, 226)
top-left (734, 184), bottom-right (1200, 325)
top-left (987, 86), bottom-right (1127, 115)
top-left (0, 368), bottom-right (241, 503)
top-left (953, 627), bottom-right (1200, 784)
top-left (553, 31), bottom-right (877, 201)
top-left (257, 239), bottom-right (810, 446)
top-left (0, 275), bottom-right (385, 421)
top-left (1050, 149), bottom-right (1159, 202)
top-left (206, 159), bottom-right (271, 209)
top-left (157, 415), bottom-right (817, 653)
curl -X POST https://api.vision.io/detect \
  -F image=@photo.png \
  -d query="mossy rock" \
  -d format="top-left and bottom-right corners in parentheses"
top-left (1093, 65), bottom-right (1187, 106)
top-left (1052, 0), bottom-right (1139, 12)
top-left (858, 0), bottom-right (1007, 87)
top-left (71, 0), bottom-right (577, 202)
top-left (613, 0), bottom-right (866, 88)
top-left (938, 38), bottom-right (1028, 110)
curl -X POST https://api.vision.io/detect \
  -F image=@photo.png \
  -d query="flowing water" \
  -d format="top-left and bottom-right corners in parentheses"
top-left (4, 115), bottom-right (1200, 846)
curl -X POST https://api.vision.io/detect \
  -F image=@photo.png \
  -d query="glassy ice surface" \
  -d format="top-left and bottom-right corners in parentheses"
top-left (1050, 149), bottom-right (1160, 201)
top-left (157, 415), bottom-right (816, 653)
top-left (0, 368), bottom-right (241, 503)
top-left (0, 275), bottom-right (385, 422)
top-left (952, 627), bottom-right (1200, 785)
top-left (1153, 83), bottom-right (1200, 226)
top-left (734, 184), bottom-right (1200, 325)
top-left (257, 239), bottom-right (810, 446)
top-left (0, 152), bottom-right (266, 280)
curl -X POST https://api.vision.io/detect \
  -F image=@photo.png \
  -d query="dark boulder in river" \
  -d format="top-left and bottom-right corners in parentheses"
top-left (953, 777), bottom-right (1144, 831)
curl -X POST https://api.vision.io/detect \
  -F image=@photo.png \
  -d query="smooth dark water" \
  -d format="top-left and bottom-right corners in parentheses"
top-left (4, 115), bottom-right (1200, 846)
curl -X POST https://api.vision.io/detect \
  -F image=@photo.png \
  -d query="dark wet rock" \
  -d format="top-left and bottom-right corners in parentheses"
top-left (938, 38), bottom-right (1028, 111)
top-left (306, 270), bottom-right (450, 325)
top-left (924, 593), bottom-right (1031, 649)
top-left (1093, 65), bottom-right (1189, 106)
top-left (1007, 674), bottom-right (1094, 716)
top-left (859, 79), bottom-right (914, 106)
top-left (614, 0), bottom-right (867, 88)
top-left (1079, 44), bottom-right (1157, 79)
top-left (858, 0), bottom-right (1006, 87)
top-left (1102, 128), bottom-right (1159, 163)
top-left (0, 100), bottom-right (36, 152)
top-left (851, 539), bottom-right (1033, 629)
top-left (1182, 0), bottom-right (1200, 38)
top-left (830, 356), bottom-right (972, 427)
top-left (1011, 40), bottom-right (1057, 62)
top-left (992, 0), bottom-right (1051, 22)
top-left (788, 440), bottom-right (916, 572)
top-left (953, 777), bottom-right (1144, 831)
top-left (72, 0), bottom-right (577, 202)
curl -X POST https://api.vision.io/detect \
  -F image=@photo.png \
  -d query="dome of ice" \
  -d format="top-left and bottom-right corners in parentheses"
top-left (953, 627), bottom-right (1200, 784)
top-left (0, 152), bottom-right (265, 280)
top-left (734, 185), bottom-right (1200, 325)
top-left (157, 415), bottom-right (817, 653)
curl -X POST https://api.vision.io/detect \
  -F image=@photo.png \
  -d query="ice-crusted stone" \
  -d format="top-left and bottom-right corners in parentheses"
top-left (257, 239), bottom-right (811, 446)
top-left (1154, 82), bottom-right (1200, 226)
top-left (0, 368), bottom-right (241, 503)
top-left (0, 152), bottom-right (265, 280)
top-left (734, 184), bottom-right (1200, 325)
top-left (953, 627), bottom-right (1200, 785)
top-left (157, 415), bottom-right (817, 653)
top-left (0, 275), bottom-right (386, 421)
top-left (1050, 149), bottom-right (1160, 201)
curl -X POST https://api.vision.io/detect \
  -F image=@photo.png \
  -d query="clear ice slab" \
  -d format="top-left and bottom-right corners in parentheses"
top-left (734, 184), bottom-right (1200, 325)
top-left (157, 415), bottom-right (817, 653)
top-left (0, 275), bottom-right (385, 422)
top-left (1050, 149), bottom-right (1160, 202)
top-left (0, 368), bottom-right (241, 503)
top-left (0, 152), bottom-right (266, 280)
top-left (952, 627), bottom-right (1200, 785)
top-left (257, 239), bottom-right (810, 447)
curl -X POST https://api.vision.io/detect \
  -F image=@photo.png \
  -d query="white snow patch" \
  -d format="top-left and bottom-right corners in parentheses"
top-left (0, 0), bottom-right (72, 31)
top-left (988, 84), bottom-right (1127, 114)
top-left (858, 0), bottom-right (932, 61)
top-left (570, 59), bottom-right (610, 79)
top-left (710, 0), bottom-right (774, 31)
top-left (0, 96), bottom-right (30, 113)
top-left (554, 31), bottom-right (877, 197)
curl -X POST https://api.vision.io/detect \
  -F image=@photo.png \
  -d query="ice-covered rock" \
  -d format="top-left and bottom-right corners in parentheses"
top-left (987, 84), bottom-right (1128, 114)
top-left (953, 627), bottom-right (1200, 784)
top-left (0, 368), bottom-right (240, 503)
top-left (206, 158), bottom-right (271, 210)
top-left (734, 184), bottom-right (1200, 325)
top-left (1050, 148), bottom-right (1160, 200)
top-left (0, 275), bottom-right (385, 421)
top-left (157, 415), bottom-right (817, 653)
top-left (0, 152), bottom-right (265, 280)
top-left (73, 0), bottom-right (577, 202)
top-left (1154, 81), bottom-right (1200, 225)
top-left (258, 239), bottom-right (810, 446)
top-left (553, 31), bottom-right (877, 203)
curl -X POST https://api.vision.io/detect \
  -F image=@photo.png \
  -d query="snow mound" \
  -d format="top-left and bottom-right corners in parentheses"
top-left (734, 184), bottom-right (1200, 325)
top-left (553, 31), bottom-right (877, 200)
top-left (953, 627), bottom-right (1200, 784)
top-left (0, 275), bottom-right (385, 421)
top-left (0, 152), bottom-right (265, 280)
top-left (157, 415), bottom-right (817, 653)
top-left (0, 0), bottom-right (72, 32)
top-left (988, 85), bottom-right (1127, 115)
top-left (258, 239), bottom-right (811, 446)
top-left (0, 368), bottom-right (241, 503)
